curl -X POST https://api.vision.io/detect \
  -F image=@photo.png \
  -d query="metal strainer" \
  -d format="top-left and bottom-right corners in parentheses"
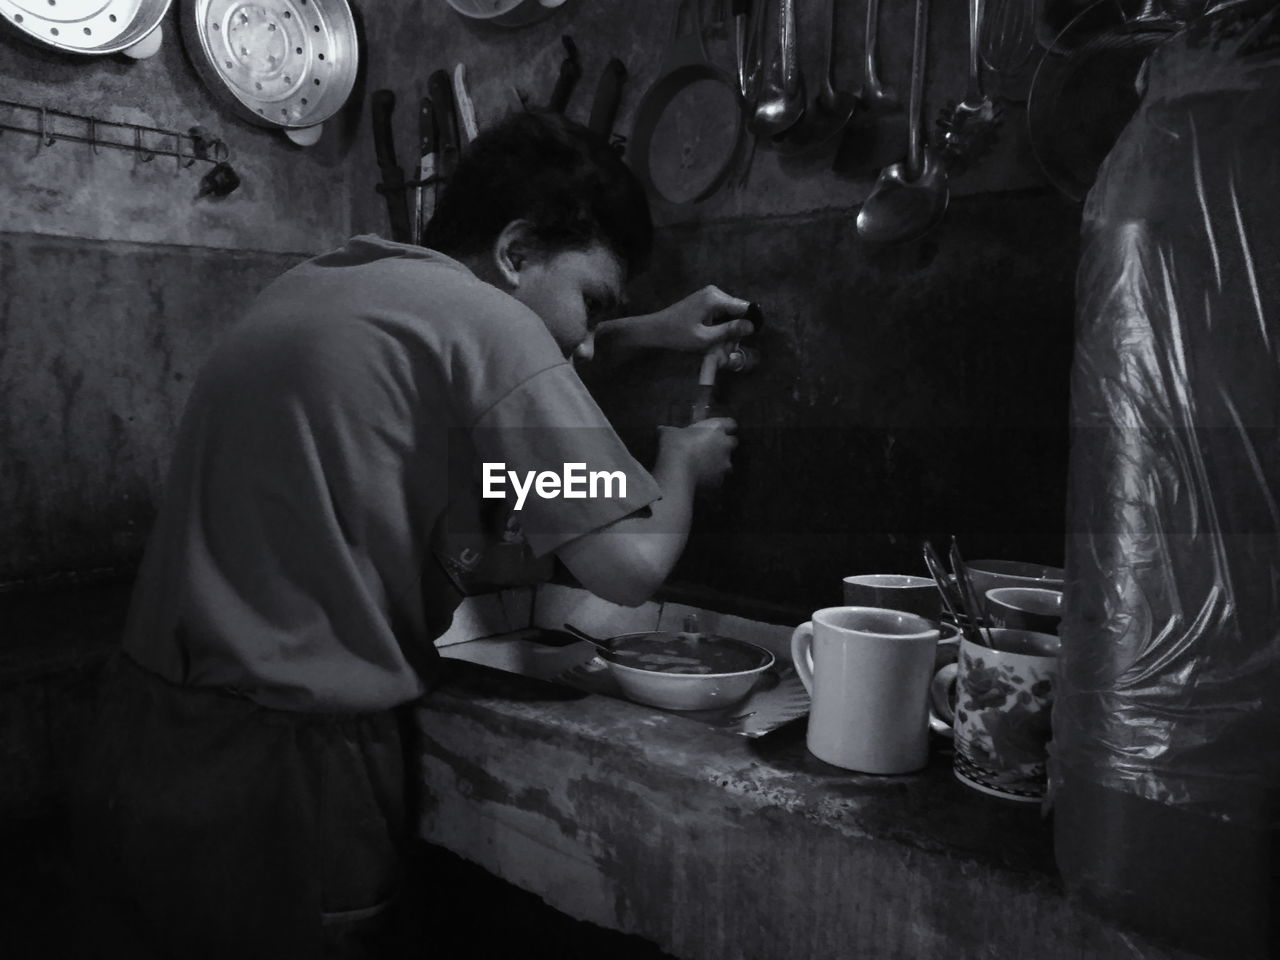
top-left (180, 0), bottom-right (359, 143)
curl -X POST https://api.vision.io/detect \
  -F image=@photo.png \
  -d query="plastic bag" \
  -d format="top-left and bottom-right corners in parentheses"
top-left (1052, 2), bottom-right (1280, 953)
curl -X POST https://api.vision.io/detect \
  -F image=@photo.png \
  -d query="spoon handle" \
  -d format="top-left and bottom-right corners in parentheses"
top-left (562, 622), bottom-right (614, 655)
top-left (907, 0), bottom-right (929, 180)
top-left (780, 0), bottom-right (799, 96)
top-left (863, 0), bottom-right (884, 97)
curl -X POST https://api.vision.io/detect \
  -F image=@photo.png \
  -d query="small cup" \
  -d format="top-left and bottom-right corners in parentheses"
top-left (929, 628), bottom-right (1061, 802)
top-left (985, 586), bottom-right (1063, 635)
top-left (842, 574), bottom-right (942, 622)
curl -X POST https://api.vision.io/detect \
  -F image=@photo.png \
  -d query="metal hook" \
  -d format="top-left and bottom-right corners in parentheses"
top-left (37, 107), bottom-right (56, 154)
top-left (87, 116), bottom-right (100, 155)
top-left (135, 126), bottom-right (155, 162)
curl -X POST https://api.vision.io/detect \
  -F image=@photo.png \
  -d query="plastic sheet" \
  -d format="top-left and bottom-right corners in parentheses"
top-left (1054, 0), bottom-right (1280, 834)
top-left (1051, 4), bottom-right (1280, 952)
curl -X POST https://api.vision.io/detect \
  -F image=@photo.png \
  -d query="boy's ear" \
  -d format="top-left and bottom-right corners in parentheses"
top-left (493, 220), bottom-right (534, 289)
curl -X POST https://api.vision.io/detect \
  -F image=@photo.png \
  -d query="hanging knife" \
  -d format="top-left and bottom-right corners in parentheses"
top-left (587, 57), bottom-right (627, 148)
top-left (412, 94), bottom-right (438, 246)
top-left (547, 35), bottom-right (581, 113)
top-left (427, 69), bottom-right (461, 207)
top-left (452, 63), bottom-right (480, 146)
top-left (371, 89), bottom-right (411, 243)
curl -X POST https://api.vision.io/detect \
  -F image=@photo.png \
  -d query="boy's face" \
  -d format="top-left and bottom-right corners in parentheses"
top-left (512, 242), bottom-right (626, 360)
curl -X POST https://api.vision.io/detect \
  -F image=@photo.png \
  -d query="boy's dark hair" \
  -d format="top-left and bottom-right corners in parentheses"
top-left (422, 110), bottom-right (653, 276)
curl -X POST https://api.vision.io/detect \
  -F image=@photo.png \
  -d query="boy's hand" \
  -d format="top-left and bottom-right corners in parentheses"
top-left (645, 286), bottom-right (755, 353)
top-left (657, 417), bottom-right (738, 489)
top-left (591, 287), bottom-right (755, 361)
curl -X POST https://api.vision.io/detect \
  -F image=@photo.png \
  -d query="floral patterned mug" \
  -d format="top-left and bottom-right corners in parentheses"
top-left (929, 628), bottom-right (1061, 802)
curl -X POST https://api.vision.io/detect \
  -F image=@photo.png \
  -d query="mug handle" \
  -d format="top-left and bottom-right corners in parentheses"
top-left (790, 622), bottom-right (815, 695)
top-left (928, 662), bottom-right (957, 739)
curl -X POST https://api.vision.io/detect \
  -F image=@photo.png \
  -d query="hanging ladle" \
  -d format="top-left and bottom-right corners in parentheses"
top-left (747, 0), bottom-right (806, 139)
top-left (831, 0), bottom-right (903, 177)
top-left (855, 0), bottom-right (950, 243)
top-left (776, 0), bottom-right (857, 155)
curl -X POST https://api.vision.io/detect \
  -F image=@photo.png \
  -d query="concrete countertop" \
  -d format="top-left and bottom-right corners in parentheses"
top-left (414, 655), bottom-right (1199, 960)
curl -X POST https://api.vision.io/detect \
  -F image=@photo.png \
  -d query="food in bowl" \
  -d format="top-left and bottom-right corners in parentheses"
top-left (607, 633), bottom-right (769, 674)
top-left (600, 632), bottom-right (775, 711)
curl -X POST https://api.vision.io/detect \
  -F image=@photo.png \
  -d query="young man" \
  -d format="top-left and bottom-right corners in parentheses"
top-left (72, 111), bottom-right (752, 957)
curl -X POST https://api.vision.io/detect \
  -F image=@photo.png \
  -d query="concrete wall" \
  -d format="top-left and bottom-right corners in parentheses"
top-left (0, 7), bottom-right (356, 582)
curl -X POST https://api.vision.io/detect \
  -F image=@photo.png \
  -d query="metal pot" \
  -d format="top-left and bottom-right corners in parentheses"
top-left (179, 0), bottom-right (359, 144)
top-left (0, 0), bottom-right (172, 58)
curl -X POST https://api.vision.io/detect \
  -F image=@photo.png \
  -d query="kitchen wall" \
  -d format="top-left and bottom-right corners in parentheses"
top-left (0, 9), bottom-right (358, 584)
top-left (351, 0), bottom-right (1082, 613)
top-left (0, 0), bottom-right (1081, 612)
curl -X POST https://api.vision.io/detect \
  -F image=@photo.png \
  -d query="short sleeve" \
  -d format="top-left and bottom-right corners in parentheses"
top-left (467, 363), bottom-right (663, 557)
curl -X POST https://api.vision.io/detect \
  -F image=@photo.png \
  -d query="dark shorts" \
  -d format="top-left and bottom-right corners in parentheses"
top-left (69, 653), bottom-right (421, 959)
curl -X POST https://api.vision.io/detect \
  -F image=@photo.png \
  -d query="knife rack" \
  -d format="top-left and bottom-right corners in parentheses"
top-left (0, 98), bottom-right (230, 171)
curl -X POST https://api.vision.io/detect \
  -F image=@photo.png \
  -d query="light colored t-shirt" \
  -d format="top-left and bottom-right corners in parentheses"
top-left (123, 236), bottom-right (661, 712)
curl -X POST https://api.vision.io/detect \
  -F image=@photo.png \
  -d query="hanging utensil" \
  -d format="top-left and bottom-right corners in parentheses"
top-left (981, 0), bottom-right (1043, 102)
top-left (732, 0), bottom-right (752, 98)
top-left (371, 90), bottom-right (411, 244)
top-left (936, 0), bottom-right (1003, 175)
top-left (428, 68), bottom-right (461, 204)
top-left (629, 0), bottom-right (746, 208)
top-left (547, 35), bottom-right (582, 113)
top-left (412, 94), bottom-right (438, 246)
top-left (180, 0), bottom-right (359, 146)
top-left (452, 63), bottom-right (480, 146)
top-left (748, 0), bottom-right (805, 139)
top-left (831, 0), bottom-right (904, 177)
top-left (1027, 0), bottom-right (1178, 201)
top-left (775, 0), bottom-right (857, 155)
top-left (855, 0), bottom-right (949, 244)
top-left (587, 57), bottom-right (628, 149)
top-left (0, 0), bottom-right (170, 58)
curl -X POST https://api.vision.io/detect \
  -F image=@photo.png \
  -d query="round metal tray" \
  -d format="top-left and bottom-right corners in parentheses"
top-left (180, 0), bottom-right (358, 131)
top-left (0, 0), bottom-right (171, 56)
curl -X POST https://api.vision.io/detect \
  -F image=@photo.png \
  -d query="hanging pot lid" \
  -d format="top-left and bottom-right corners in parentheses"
top-left (0, 0), bottom-right (172, 57)
top-left (180, 0), bottom-right (358, 139)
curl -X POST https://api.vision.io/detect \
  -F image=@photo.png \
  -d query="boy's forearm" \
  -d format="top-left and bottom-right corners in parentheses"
top-left (591, 314), bottom-right (661, 362)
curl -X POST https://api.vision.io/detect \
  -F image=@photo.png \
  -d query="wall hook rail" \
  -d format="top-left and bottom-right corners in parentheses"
top-left (0, 98), bottom-right (232, 172)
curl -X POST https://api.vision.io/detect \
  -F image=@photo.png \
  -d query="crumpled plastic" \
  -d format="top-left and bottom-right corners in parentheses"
top-left (1053, 0), bottom-right (1280, 831)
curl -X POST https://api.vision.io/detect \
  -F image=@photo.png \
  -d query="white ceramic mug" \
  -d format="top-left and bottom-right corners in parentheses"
top-left (791, 607), bottom-right (941, 774)
top-left (842, 574), bottom-right (943, 621)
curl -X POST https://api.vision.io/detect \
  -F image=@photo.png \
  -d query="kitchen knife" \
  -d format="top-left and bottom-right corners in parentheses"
top-left (452, 63), bottom-right (480, 146)
top-left (413, 94), bottom-right (438, 245)
top-left (427, 69), bottom-right (461, 206)
top-left (547, 35), bottom-right (581, 113)
top-left (587, 57), bottom-right (627, 147)
top-left (371, 89), bottom-right (411, 243)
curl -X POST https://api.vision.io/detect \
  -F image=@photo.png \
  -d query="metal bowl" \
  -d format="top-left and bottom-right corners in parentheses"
top-left (180, 0), bottom-right (358, 132)
top-left (0, 0), bottom-right (172, 56)
top-left (444, 0), bottom-right (568, 28)
top-left (601, 632), bottom-right (775, 712)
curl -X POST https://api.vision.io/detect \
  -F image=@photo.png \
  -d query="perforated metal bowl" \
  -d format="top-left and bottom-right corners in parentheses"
top-left (180, 0), bottom-right (358, 134)
top-left (0, 0), bottom-right (171, 56)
